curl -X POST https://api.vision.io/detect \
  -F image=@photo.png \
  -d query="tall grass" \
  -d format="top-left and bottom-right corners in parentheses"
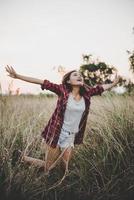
top-left (0, 94), bottom-right (134, 200)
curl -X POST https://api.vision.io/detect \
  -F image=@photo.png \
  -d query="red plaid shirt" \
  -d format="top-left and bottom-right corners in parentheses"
top-left (41, 80), bottom-right (104, 148)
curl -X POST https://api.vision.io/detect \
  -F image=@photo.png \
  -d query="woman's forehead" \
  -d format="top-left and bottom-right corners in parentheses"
top-left (71, 71), bottom-right (81, 75)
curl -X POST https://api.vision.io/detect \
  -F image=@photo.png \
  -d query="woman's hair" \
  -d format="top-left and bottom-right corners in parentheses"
top-left (62, 70), bottom-right (87, 96)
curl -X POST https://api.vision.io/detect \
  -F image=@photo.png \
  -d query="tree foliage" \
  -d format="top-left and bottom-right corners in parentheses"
top-left (125, 49), bottom-right (134, 94)
top-left (127, 50), bottom-right (134, 74)
top-left (79, 54), bottom-right (117, 86)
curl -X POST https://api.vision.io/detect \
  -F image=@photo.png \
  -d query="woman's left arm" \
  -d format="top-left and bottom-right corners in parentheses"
top-left (102, 75), bottom-right (122, 91)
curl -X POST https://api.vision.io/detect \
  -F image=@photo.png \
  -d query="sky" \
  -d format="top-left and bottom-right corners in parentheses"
top-left (0, 0), bottom-right (134, 94)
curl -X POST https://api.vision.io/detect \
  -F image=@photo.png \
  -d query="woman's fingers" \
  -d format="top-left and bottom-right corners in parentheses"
top-left (7, 65), bottom-right (11, 72)
top-left (5, 65), bottom-right (17, 78)
top-left (5, 66), bottom-right (8, 72)
top-left (6, 65), bottom-right (12, 74)
top-left (5, 66), bottom-right (11, 74)
top-left (116, 75), bottom-right (122, 83)
top-left (6, 65), bottom-right (13, 74)
top-left (11, 66), bottom-right (17, 75)
top-left (115, 72), bottom-right (118, 79)
top-left (5, 65), bottom-right (9, 72)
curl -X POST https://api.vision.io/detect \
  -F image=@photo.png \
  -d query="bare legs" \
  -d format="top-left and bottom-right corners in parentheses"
top-left (21, 140), bottom-right (73, 174)
top-left (61, 147), bottom-right (73, 173)
top-left (22, 142), bottom-right (60, 172)
top-left (23, 156), bottom-right (46, 168)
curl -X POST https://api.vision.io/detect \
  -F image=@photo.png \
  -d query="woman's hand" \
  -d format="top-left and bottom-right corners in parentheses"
top-left (5, 65), bottom-right (18, 79)
top-left (102, 74), bottom-right (122, 91)
top-left (114, 73), bottom-right (122, 84)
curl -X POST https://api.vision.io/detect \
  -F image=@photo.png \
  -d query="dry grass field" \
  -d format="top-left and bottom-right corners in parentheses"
top-left (0, 93), bottom-right (134, 200)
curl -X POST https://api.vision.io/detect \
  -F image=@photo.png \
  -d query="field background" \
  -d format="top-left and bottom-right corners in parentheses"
top-left (0, 93), bottom-right (134, 200)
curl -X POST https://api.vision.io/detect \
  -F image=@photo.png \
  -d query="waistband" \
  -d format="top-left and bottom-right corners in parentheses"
top-left (61, 127), bottom-right (78, 135)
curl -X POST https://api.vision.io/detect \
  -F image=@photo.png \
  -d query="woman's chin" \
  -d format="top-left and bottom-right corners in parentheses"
top-left (77, 82), bottom-right (84, 86)
top-left (72, 82), bottom-right (84, 86)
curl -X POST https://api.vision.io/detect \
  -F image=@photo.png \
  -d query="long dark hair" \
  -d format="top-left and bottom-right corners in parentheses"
top-left (62, 70), bottom-right (89, 96)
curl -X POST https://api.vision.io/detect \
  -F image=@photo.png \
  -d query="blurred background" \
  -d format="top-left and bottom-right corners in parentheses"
top-left (0, 0), bottom-right (134, 94)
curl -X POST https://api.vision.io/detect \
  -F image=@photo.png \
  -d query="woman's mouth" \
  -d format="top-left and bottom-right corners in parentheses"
top-left (77, 79), bottom-right (82, 82)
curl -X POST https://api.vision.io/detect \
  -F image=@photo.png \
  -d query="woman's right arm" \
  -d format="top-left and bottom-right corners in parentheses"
top-left (5, 65), bottom-right (62, 96)
top-left (5, 65), bottom-right (43, 85)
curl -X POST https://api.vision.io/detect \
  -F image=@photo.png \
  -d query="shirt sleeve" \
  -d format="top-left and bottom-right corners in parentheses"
top-left (41, 79), bottom-right (62, 96)
top-left (88, 85), bottom-right (104, 96)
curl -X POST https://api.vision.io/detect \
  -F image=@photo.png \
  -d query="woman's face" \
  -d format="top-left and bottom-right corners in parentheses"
top-left (67, 71), bottom-right (84, 86)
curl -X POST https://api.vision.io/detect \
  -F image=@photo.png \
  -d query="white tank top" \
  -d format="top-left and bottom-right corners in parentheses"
top-left (62, 93), bottom-right (85, 133)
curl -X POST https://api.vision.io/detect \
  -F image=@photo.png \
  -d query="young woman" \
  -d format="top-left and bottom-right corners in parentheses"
top-left (5, 65), bottom-right (121, 174)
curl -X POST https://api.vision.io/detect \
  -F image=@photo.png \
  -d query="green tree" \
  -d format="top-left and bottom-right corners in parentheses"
top-left (125, 27), bottom-right (134, 94)
top-left (79, 54), bottom-right (118, 86)
top-left (124, 79), bottom-right (134, 95)
top-left (125, 50), bottom-right (134, 95)
top-left (127, 50), bottom-right (134, 74)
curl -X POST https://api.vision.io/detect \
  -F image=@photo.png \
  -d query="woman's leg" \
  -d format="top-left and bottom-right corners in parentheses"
top-left (22, 140), bottom-right (61, 172)
top-left (61, 146), bottom-right (73, 173)
top-left (23, 156), bottom-right (45, 168)
top-left (44, 143), bottom-right (61, 171)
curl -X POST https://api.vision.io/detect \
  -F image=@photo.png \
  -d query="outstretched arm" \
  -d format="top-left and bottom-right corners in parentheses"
top-left (102, 75), bottom-right (122, 91)
top-left (83, 74), bottom-right (122, 96)
top-left (5, 65), bottom-right (43, 85)
top-left (5, 65), bottom-right (62, 96)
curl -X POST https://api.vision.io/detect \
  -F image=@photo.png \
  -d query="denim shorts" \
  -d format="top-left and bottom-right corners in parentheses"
top-left (57, 128), bottom-right (77, 149)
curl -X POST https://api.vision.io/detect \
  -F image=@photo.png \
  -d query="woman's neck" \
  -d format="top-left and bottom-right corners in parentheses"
top-left (71, 86), bottom-right (80, 96)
